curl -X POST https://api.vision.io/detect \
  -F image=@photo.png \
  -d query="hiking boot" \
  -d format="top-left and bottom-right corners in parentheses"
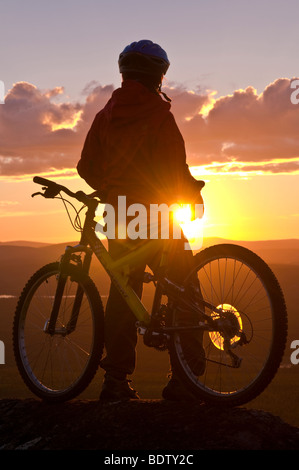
top-left (162, 376), bottom-right (197, 401)
top-left (99, 375), bottom-right (140, 402)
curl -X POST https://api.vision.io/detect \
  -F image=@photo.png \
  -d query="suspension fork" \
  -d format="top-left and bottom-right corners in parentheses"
top-left (66, 245), bottom-right (93, 334)
top-left (45, 245), bottom-right (93, 335)
top-left (45, 199), bottom-right (97, 336)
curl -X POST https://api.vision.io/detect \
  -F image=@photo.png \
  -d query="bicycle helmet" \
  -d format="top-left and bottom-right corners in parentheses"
top-left (118, 40), bottom-right (170, 76)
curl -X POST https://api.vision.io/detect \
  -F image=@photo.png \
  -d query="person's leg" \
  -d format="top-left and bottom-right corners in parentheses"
top-left (99, 239), bottom-right (145, 400)
top-left (161, 238), bottom-right (206, 400)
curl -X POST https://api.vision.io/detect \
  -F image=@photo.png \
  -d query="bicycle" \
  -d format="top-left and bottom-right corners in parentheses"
top-left (13, 176), bottom-right (288, 406)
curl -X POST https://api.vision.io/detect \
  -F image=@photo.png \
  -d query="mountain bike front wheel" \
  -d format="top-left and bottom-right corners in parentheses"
top-left (13, 262), bottom-right (104, 402)
top-left (168, 244), bottom-right (288, 407)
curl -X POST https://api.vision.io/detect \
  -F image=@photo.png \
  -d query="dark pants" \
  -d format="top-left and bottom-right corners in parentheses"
top-left (100, 237), bottom-right (196, 380)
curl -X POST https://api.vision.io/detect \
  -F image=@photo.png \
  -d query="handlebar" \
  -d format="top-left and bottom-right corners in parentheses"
top-left (32, 176), bottom-right (100, 206)
top-left (33, 176), bottom-right (56, 187)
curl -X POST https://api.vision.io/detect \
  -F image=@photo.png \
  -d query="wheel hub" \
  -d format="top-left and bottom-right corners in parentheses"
top-left (209, 304), bottom-right (243, 350)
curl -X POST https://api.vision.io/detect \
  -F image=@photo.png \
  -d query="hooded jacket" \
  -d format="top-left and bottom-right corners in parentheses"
top-left (77, 80), bottom-right (203, 207)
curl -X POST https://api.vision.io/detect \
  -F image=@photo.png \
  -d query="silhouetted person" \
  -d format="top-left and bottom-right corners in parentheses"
top-left (77, 40), bottom-right (204, 401)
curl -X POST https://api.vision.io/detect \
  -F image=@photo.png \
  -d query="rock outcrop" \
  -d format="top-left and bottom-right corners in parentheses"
top-left (0, 398), bottom-right (299, 451)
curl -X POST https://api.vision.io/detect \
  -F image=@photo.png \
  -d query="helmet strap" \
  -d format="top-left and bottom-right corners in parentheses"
top-left (158, 84), bottom-right (172, 102)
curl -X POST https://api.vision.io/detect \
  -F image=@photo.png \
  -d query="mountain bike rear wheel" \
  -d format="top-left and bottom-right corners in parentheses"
top-left (168, 244), bottom-right (288, 406)
top-left (13, 262), bottom-right (104, 402)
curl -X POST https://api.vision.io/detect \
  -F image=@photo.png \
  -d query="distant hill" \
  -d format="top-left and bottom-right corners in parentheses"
top-left (0, 238), bottom-right (298, 425)
top-left (202, 238), bottom-right (299, 265)
top-left (0, 237), bottom-right (298, 298)
top-left (2, 237), bottom-right (299, 258)
top-left (0, 241), bottom-right (110, 296)
top-left (0, 241), bottom-right (51, 248)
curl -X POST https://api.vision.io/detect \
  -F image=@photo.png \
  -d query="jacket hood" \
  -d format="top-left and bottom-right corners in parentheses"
top-left (77, 79), bottom-right (176, 205)
top-left (97, 80), bottom-right (171, 185)
top-left (106, 79), bottom-right (170, 122)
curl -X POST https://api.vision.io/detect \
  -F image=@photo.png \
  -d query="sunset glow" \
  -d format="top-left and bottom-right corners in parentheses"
top-left (199, 90), bottom-right (217, 118)
top-left (0, 0), bottom-right (298, 439)
top-left (174, 205), bottom-right (193, 226)
top-left (174, 204), bottom-right (204, 250)
top-left (43, 110), bottom-right (83, 131)
top-left (0, 1), bottom-right (298, 244)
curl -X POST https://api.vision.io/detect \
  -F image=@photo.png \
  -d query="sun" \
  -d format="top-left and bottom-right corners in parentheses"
top-left (174, 205), bottom-right (193, 225)
top-left (173, 204), bottom-right (204, 250)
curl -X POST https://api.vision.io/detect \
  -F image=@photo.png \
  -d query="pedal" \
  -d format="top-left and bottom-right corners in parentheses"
top-left (143, 272), bottom-right (155, 283)
top-left (136, 322), bottom-right (147, 335)
top-left (143, 328), bottom-right (168, 351)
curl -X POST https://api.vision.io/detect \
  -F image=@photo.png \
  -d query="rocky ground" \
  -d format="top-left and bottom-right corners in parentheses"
top-left (0, 398), bottom-right (299, 451)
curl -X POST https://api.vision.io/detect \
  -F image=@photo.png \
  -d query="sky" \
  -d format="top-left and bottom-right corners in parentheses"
top-left (0, 0), bottom-right (298, 243)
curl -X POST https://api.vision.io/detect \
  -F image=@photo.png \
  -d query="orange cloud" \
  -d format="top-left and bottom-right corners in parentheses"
top-left (176, 78), bottom-right (299, 172)
top-left (0, 81), bottom-right (113, 177)
top-left (0, 78), bottom-right (298, 179)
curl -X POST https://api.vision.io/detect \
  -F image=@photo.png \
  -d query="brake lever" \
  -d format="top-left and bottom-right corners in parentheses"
top-left (32, 184), bottom-right (61, 199)
top-left (31, 191), bottom-right (44, 198)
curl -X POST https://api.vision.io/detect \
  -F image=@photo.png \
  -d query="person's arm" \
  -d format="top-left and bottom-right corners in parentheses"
top-left (77, 113), bottom-right (104, 190)
top-left (154, 112), bottom-right (204, 203)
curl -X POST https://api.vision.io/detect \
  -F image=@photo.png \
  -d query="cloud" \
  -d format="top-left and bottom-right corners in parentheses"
top-left (174, 78), bottom-right (299, 172)
top-left (0, 81), bottom-right (113, 177)
top-left (0, 78), bottom-right (299, 178)
top-left (196, 158), bottom-right (299, 176)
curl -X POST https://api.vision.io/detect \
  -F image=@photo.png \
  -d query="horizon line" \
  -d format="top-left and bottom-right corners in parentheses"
top-left (1, 236), bottom-right (299, 246)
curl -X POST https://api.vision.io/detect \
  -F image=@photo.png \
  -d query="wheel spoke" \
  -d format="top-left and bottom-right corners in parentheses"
top-left (171, 244), bottom-right (287, 405)
top-left (13, 263), bottom-right (103, 401)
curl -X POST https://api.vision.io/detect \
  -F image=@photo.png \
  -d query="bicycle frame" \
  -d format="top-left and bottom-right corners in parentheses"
top-left (37, 182), bottom-right (215, 338)
top-left (46, 198), bottom-right (174, 335)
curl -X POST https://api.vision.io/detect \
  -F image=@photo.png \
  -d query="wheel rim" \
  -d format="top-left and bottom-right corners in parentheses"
top-left (17, 269), bottom-right (96, 396)
top-left (174, 254), bottom-right (276, 399)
